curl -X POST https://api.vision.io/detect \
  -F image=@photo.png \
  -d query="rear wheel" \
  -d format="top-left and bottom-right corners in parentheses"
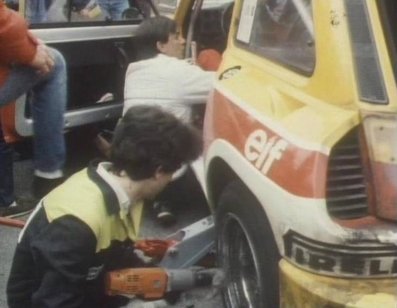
top-left (216, 181), bottom-right (280, 308)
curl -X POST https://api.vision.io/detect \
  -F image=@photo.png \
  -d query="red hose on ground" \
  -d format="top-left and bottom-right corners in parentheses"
top-left (0, 217), bottom-right (25, 228)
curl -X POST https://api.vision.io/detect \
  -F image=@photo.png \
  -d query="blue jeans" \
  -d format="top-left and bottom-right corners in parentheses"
top-left (26, 0), bottom-right (53, 23)
top-left (97, 0), bottom-right (129, 20)
top-left (0, 128), bottom-right (14, 207)
top-left (0, 48), bottom-right (66, 207)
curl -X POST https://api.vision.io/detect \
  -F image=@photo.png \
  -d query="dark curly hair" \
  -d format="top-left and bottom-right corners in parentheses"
top-left (110, 105), bottom-right (202, 180)
top-left (134, 16), bottom-right (178, 60)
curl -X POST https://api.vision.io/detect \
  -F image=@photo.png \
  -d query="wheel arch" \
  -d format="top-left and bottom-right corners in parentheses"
top-left (206, 157), bottom-right (240, 210)
top-left (206, 157), bottom-right (274, 230)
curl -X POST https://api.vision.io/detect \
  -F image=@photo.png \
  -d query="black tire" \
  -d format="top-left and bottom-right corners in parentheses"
top-left (216, 181), bottom-right (280, 308)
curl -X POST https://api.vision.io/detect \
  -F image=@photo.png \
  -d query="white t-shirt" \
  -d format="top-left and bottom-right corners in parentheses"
top-left (123, 54), bottom-right (215, 123)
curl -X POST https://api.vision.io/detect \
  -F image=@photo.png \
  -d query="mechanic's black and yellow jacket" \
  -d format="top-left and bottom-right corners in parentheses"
top-left (7, 161), bottom-right (144, 308)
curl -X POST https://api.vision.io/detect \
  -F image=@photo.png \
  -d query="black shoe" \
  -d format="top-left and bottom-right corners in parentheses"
top-left (33, 176), bottom-right (64, 200)
top-left (153, 202), bottom-right (176, 226)
top-left (0, 196), bottom-right (38, 218)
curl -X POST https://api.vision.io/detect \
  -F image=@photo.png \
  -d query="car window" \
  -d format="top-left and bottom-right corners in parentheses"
top-left (13, 0), bottom-right (152, 25)
top-left (236, 0), bottom-right (315, 74)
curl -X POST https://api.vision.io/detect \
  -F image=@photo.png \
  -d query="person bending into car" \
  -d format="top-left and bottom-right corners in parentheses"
top-left (123, 16), bottom-right (215, 225)
top-left (6, 105), bottom-right (202, 308)
top-left (0, 0), bottom-right (66, 217)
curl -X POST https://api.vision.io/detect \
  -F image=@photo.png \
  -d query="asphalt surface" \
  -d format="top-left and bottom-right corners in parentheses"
top-left (0, 129), bottom-right (223, 308)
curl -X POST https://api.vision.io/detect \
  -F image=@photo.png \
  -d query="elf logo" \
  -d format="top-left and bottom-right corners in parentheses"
top-left (244, 129), bottom-right (288, 174)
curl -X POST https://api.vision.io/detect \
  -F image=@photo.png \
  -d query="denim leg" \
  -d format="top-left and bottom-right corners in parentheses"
top-left (0, 127), bottom-right (14, 207)
top-left (97, 0), bottom-right (110, 19)
top-left (0, 62), bottom-right (41, 208)
top-left (110, 0), bottom-right (129, 20)
top-left (30, 48), bottom-right (67, 173)
top-left (26, 0), bottom-right (48, 23)
top-left (0, 66), bottom-right (41, 107)
top-left (98, 0), bottom-right (128, 20)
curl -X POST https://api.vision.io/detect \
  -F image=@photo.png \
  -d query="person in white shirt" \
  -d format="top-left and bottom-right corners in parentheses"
top-left (124, 16), bottom-right (215, 123)
top-left (123, 16), bottom-right (215, 225)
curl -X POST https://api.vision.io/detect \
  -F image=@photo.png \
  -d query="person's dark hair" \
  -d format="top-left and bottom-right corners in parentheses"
top-left (134, 16), bottom-right (178, 60)
top-left (110, 105), bottom-right (202, 180)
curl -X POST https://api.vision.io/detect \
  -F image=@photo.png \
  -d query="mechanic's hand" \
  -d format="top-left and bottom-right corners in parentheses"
top-left (30, 44), bottom-right (54, 75)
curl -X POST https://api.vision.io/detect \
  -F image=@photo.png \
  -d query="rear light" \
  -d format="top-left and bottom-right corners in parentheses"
top-left (362, 112), bottom-right (397, 222)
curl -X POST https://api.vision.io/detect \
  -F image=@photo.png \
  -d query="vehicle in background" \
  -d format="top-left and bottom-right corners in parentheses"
top-left (176, 0), bottom-right (397, 307)
top-left (1, 0), bottom-right (158, 143)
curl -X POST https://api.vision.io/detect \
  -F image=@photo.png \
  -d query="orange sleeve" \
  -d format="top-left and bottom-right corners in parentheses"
top-left (0, 1), bottom-right (37, 66)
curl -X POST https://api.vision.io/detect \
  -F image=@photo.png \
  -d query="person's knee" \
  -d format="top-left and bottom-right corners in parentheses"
top-left (48, 48), bottom-right (66, 70)
top-left (46, 48), bottom-right (67, 87)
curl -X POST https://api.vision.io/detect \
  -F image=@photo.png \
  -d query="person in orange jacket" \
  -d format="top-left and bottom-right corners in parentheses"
top-left (0, 1), bottom-right (67, 217)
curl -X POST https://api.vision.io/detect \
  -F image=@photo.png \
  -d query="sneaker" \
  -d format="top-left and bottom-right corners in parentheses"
top-left (0, 196), bottom-right (38, 218)
top-left (152, 202), bottom-right (176, 226)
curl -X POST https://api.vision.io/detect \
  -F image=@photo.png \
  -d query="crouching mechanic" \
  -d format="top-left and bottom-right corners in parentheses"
top-left (6, 105), bottom-right (202, 308)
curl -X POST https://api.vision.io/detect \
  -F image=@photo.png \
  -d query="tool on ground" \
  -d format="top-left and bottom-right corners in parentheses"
top-left (159, 216), bottom-right (215, 269)
top-left (106, 216), bottom-right (223, 301)
top-left (105, 267), bottom-right (224, 300)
